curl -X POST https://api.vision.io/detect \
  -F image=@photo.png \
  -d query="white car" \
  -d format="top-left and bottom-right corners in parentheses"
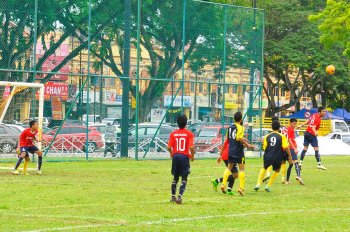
top-left (5, 124), bottom-right (26, 133)
top-left (102, 118), bottom-right (120, 125)
top-left (296, 132), bottom-right (350, 155)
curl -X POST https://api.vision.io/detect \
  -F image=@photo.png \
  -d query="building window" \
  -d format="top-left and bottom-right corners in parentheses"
top-left (281, 88), bottom-right (286, 97)
top-left (191, 82), bottom-right (195, 92)
top-left (273, 86), bottom-right (279, 97)
top-left (199, 83), bottom-right (203, 92)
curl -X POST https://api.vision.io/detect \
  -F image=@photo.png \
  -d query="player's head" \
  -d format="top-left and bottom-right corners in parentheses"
top-left (289, 118), bottom-right (297, 128)
top-left (234, 112), bottom-right (242, 123)
top-left (29, 120), bottom-right (38, 130)
top-left (318, 106), bottom-right (326, 117)
top-left (177, 114), bottom-right (187, 129)
top-left (272, 120), bottom-right (280, 131)
top-left (272, 116), bottom-right (279, 122)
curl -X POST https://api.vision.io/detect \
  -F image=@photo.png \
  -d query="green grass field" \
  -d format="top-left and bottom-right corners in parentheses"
top-left (1, 156), bottom-right (350, 231)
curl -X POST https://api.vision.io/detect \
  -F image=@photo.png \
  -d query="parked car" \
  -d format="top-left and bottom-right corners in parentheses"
top-left (194, 125), bottom-right (228, 153)
top-left (116, 123), bottom-right (174, 152)
top-left (5, 124), bottom-right (26, 132)
top-left (0, 124), bottom-right (20, 153)
top-left (327, 132), bottom-right (350, 145)
top-left (102, 118), bottom-right (121, 125)
top-left (188, 121), bottom-right (222, 136)
top-left (22, 117), bottom-right (52, 127)
top-left (42, 126), bottom-right (104, 153)
top-left (82, 114), bottom-right (101, 124)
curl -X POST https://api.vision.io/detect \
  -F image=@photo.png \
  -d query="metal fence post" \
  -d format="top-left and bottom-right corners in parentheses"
top-left (135, 0), bottom-right (142, 160)
top-left (86, 0), bottom-right (93, 160)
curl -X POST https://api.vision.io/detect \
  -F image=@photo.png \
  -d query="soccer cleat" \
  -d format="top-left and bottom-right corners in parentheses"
top-left (12, 170), bottom-right (20, 175)
top-left (254, 185), bottom-right (260, 191)
top-left (211, 179), bottom-right (219, 191)
top-left (296, 176), bottom-right (305, 185)
top-left (227, 191), bottom-right (234, 196)
top-left (220, 184), bottom-right (227, 194)
top-left (170, 196), bottom-right (176, 203)
top-left (281, 176), bottom-right (286, 184)
top-left (317, 165), bottom-right (327, 170)
top-left (237, 188), bottom-right (245, 196)
top-left (23, 172), bottom-right (30, 176)
top-left (262, 174), bottom-right (270, 183)
top-left (175, 197), bottom-right (182, 204)
top-left (299, 163), bottom-right (303, 170)
top-left (36, 170), bottom-right (42, 175)
top-left (265, 186), bottom-right (272, 192)
top-left (285, 181), bottom-right (291, 185)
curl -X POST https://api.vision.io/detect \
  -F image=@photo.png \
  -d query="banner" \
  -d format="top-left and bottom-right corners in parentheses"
top-left (151, 109), bottom-right (166, 123)
top-left (44, 82), bottom-right (68, 101)
top-left (195, 96), bottom-right (210, 107)
top-left (164, 95), bottom-right (192, 107)
top-left (51, 96), bottom-right (63, 120)
top-left (36, 42), bottom-right (70, 81)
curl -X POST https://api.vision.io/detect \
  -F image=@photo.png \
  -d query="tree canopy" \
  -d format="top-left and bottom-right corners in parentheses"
top-left (309, 0), bottom-right (350, 59)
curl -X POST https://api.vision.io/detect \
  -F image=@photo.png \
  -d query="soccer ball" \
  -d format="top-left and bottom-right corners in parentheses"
top-left (326, 65), bottom-right (335, 75)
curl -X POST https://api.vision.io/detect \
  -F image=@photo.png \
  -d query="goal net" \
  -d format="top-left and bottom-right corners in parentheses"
top-left (0, 81), bottom-right (44, 156)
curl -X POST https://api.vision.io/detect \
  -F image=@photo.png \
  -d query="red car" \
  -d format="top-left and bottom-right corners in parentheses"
top-left (42, 126), bottom-right (103, 153)
top-left (194, 125), bottom-right (229, 153)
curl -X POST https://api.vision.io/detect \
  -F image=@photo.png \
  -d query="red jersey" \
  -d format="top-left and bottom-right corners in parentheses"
top-left (306, 113), bottom-right (321, 136)
top-left (168, 128), bottom-right (194, 157)
top-left (286, 126), bottom-right (297, 149)
top-left (19, 128), bottom-right (38, 147)
top-left (221, 138), bottom-right (229, 161)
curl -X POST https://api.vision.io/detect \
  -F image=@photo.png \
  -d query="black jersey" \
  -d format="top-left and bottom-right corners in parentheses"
top-left (227, 123), bottom-right (245, 156)
top-left (263, 132), bottom-right (289, 159)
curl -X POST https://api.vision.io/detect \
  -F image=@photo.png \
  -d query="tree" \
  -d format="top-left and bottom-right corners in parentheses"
top-left (0, 0), bottom-right (119, 83)
top-left (92, 0), bottom-right (261, 121)
top-left (256, 0), bottom-right (348, 116)
top-left (309, 0), bottom-right (350, 58)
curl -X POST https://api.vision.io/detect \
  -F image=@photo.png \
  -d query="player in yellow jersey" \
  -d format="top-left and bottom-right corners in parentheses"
top-left (254, 120), bottom-right (292, 192)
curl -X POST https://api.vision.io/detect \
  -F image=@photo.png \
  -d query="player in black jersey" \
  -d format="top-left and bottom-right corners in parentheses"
top-left (221, 112), bottom-right (255, 196)
top-left (254, 120), bottom-right (292, 192)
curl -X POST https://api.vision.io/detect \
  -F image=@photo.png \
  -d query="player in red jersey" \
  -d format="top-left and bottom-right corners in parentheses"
top-left (285, 118), bottom-right (304, 185)
top-left (167, 115), bottom-right (195, 204)
top-left (12, 120), bottom-right (43, 175)
top-left (298, 106), bottom-right (327, 170)
top-left (211, 137), bottom-right (238, 195)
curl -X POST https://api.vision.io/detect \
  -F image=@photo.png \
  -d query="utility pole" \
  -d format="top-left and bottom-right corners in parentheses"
top-left (121, 0), bottom-right (131, 157)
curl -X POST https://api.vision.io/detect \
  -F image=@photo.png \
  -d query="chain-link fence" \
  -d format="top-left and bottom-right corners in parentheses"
top-left (0, 0), bottom-right (264, 161)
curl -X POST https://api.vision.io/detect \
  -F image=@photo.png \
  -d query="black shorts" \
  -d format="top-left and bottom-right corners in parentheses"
top-left (291, 149), bottom-right (298, 161)
top-left (20, 146), bottom-right (39, 157)
top-left (223, 160), bottom-right (239, 173)
top-left (282, 151), bottom-right (288, 161)
top-left (264, 156), bottom-right (282, 171)
top-left (303, 132), bottom-right (318, 147)
top-left (171, 154), bottom-right (190, 179)
top-left (228, 152), bottom-right (245, 164)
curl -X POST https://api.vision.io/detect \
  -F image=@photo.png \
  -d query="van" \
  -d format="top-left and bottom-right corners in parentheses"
top-left (331, 119), bottom-right (349, 133)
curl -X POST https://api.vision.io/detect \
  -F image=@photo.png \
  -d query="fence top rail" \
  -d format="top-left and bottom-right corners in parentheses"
top-left (193, 0), bottom-right (265, 12)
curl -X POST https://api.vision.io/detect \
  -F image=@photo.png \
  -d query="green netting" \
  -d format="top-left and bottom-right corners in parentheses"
top-left (0, 0), bottom-right (264, 161)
